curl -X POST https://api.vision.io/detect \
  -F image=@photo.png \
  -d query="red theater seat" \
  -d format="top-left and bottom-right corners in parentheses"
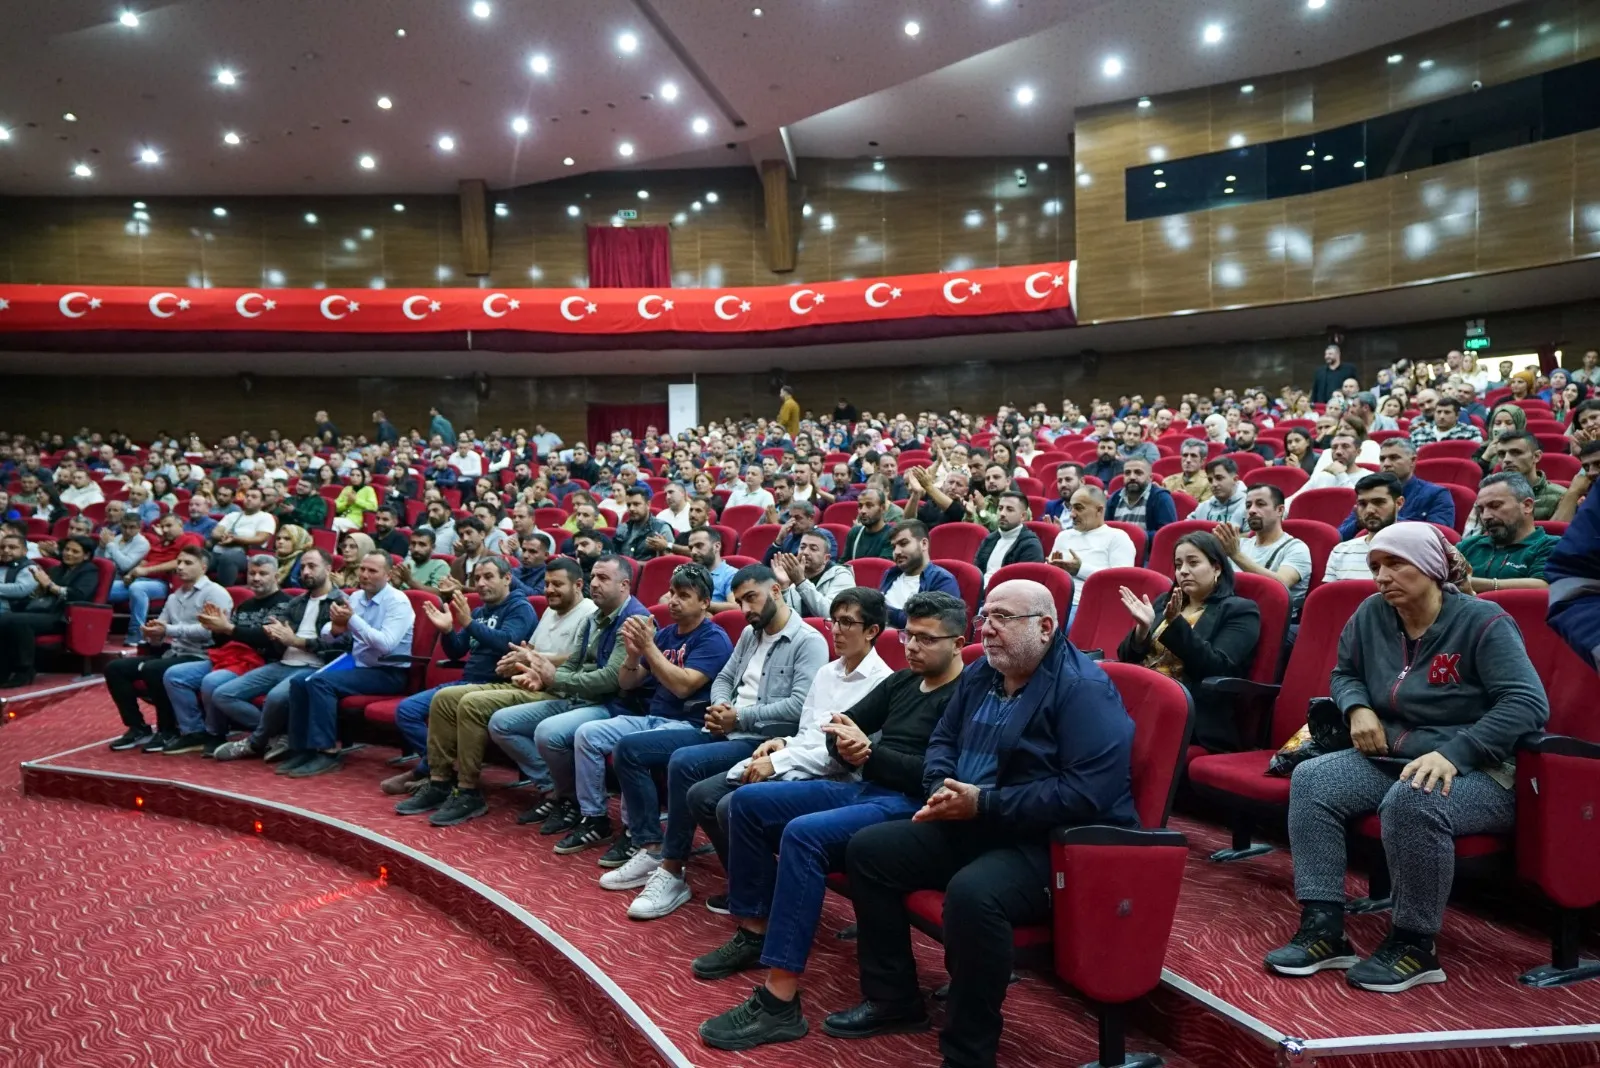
top-left (738, 524), bottom-right (781, 561)
top-left (927, 522), bottom-right (988, 563)
top-left (635, 556), bottom-right (678, 606)
top-left (1146, 520), bottom-right (1215, 578)
top-left (1067, 567), bottom-right (1169, 658)
top-left (711, 609), bottom-right (747, 647)
top-left (720, 505), bottom-right (767, 539)
top-left (1414, 457), bottom-right (1484, 491)
top-left (804, 617), bottom-right (835, 658)
top-left (1417, 440), bottom-right (1481, 462)
top-left (31, 557), bottom-right (116, 671)
top-left (1246, 466), bottom-right (1309, 496)
top-left (848, 557), bottom-right (893, 588)
top-left (1281, 519), bottom-right (1341, 591)
top-left (1288, 486), bottom-right (1356, 528)
top-left (874, 628), bottom-right (907, 671)
top-left (987, 562), bottom-right (1072, 629)
top-left (822, 501), bottom-right (859, 526)
top-left (937, 560), bottom-right (983, 616)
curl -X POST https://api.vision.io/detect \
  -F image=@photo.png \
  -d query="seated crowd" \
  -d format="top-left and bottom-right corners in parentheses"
top-left (3, 345), bottom-right (1598, 1065)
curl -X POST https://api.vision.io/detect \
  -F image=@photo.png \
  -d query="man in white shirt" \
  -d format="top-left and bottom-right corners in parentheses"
top-left (657, 482), bottom-right (694, 534)
top-left (1048, 485), bottom-right (1136, 628)
top-left (725, 466), bottom-right (776, 513)
top-left (59, 467), bottom-right (105, 510)
top-left (1293, 432), bottom-right (1365, 507)
top-left (209, 485), bottom-right (278, 586)
top-left (1214, 485), bottom-right (1313, 619)
top-left (1323, 472), bottom-right (1404, 582)
top-left (448, 441), bottom-right (484, 479)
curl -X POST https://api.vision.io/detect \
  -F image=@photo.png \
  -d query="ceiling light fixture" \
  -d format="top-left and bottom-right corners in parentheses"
top-left (471, 1), bottom-right (491, 18)
top-left (1498, 18), bottom-right (1512, 28)
top-left (0, 128), bottom-right (10, 141)
top-left (377, 96), bottom-right (393, 109)
top-left (212, 206), bottom-right (227, 217)
top-left (1323, 153), bottom-right (1333, 161)
top-left (394, 203), bottom-right (405, 212)
top-left (1353, 160), bottom-right (1366, 168)
top-left (562, 156), bottom-right (575, 166)
top-left (1387, 53), bottom-right (1403, 64)
top-left (872, 159), bottom-right (885, 171)
top-left (1229, 133), bottom-right (1246, 147)
top-left (495, 203), bottom-right (509, 217)
top-left (691, 116), bottom-right (710, 134)
top-left (1015, 86), bottom-right (1035, 105)
top-left (1240, 84), bottom-right (1254, 94)
top-left (1037, 161), bottom-right (1049, 171)
top-left (660, 81), bottom-right (678, 101)
top-left (1102, 55), bottom-right (1123, 77)
top-left (529, 53), bottom-right (550, 74)
top-left (119, 10), bottom-right (140, 27)
top-left (617, 32), bottom-right (638, 53)
top-left (304, 212), bottom-right (318, 224)
top-left (1419, 59), bottom-right (1434, 69)
top-left (1149, 145), bottom-right (1166, 161)
top-left (1306, 0), bottom-right (1326, 9)
top-left (223, 131), bottom-right (241, 145)
top-left (618, 141), bottom-right (634, 156)
top-left (511, 116), bottom-right (530, 134)
top-left (705, 192), bottom-right (719, 203)
top-left (904, 20), bottom-right (921, 37)
top-left (359, 154), bottom-right (376, 169)
top-left (437, 135), bottom-right (456, 151)
top-left (752, 6), bottom-right (763, 15)
top-left (1202, 22), bottom-right (1224, 44)
top-left (139, 147), bottom-right (160, 164)
top-left (73, 163), bottom-right (92, 178)
top-left (395, 27), bottom-right (406, 36)
top-left (1300, 163), bottom-right (1313, 170)
top-left (1152, 168), bottom-right (1164, 176)
top-left (1137, 97), bottom-right (1151, 109)
top-left (802, 204), bottom-right (812, 216)
top-left (691, 201), bottom-right (703, 211)
top-left (63, 112), bottom-right (78, 122)
top-left (1154, 181), bottom-right (1166, 189)
top-left (674, 212), bottom-right (688, 224)
top-left (216, 69), bottom-right (236, 86)
top-left (567, 205), bottom-right (580, 217)
top-left (1224, 186), bottom-right (1235, 194)
top-left (637, 189), bottom-right (649, 199)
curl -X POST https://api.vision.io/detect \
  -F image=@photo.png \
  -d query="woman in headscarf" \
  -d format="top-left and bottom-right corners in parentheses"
top-left (333, 531), bottom-right (376, 589)
top-left (1471, 403), bottom-right (1526, 475)
top-left (1507, 369), bottom-right (1537, 401)
top-left (1263, 522), bottom-right (1547, 993)
top-left (1539, 367), bottom-right (1570, 405)
top-left (274, 524), bottom-right (314, 587)
top-left (1202, 412), bottom-right (1231, 447)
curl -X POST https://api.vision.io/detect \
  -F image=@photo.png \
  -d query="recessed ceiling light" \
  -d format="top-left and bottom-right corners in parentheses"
top-left (377, 96), bottom-right (393, 109)
top-left (1538, 21), bottom-right (1551, 32)
top-left (1037, 161), bottom-right (1048, 171)
top-left (119, 10), bottom-right (139, 27)
top-left (618, 141), bottom-right (634, 156)
top-left (212, 206), bottom-right (227, 217)
top-left (1015, 86), bottom-right (1035, 105)
top-left (1240, 84), bottom-right (1254, 94)
top-left (395, 27), bottom-right (406, 36)
top-left (1223, 186), bottom-right (1235, 194)
top-left (1419, 59), bottom-right (1434, 69)
top-left (63, 112), bottom-right (78, 122)
top-left (1149, 145), bottom-right (1166, 161)
top-left (495, 203), bottom-right (509, 217)
top-left (802, 203), bottom-right (812, 216)
top-left (904, 20), bottom-right (921, 37)
top-left (1154, 181), bottom-right (1166, 189)
top-left (133, 200), bottom-right (146, 209)
top-left (437, 135), bottom-right (456, 152)
top-left (529, 53), bottom-right (550, 74)
top-left (223, 131), bottom-right (241, 145)
top-left (1225, 174), bottom-right (1237, 181)
top-left (511, 116), bottom-right (530, 135)
top-left (691, 116), bottom-right (710, 134)
top-left (1202, 23), bottom-right (1224, 44)
top-left (674, 212), bottom-right (688, 224)
top-left (360, 227), bottom-right (374, 239)
top-left (612, 216), bottom-right (624, 227)
top-left (1102, 55), bottom-right (1123, 77)
top-left (617, 32), bottom-right (639, 53)
top-left (1353, 160), bottom-right (1366, 168)
top-left (304, 212), bottom-right (318, 224)
top-left (471, 1), bottom-right (491, 18)
top-left (1498, 18), bottom-right (1512, 28)
top-left (1152, 168), bottom-right (1164, 175)
top-left (1300, 163), bottom-right (1313, 171)
top-left (139, 147), bottom-right (160, 164)
top-left (637, 189), bottom-right (649, 199)
top-left (1077, 173), bottom-right (1091, 187)
top-left (562, 156), bottom-right (575, 166)
top-left (359, 154), bottom-right (376, 169)
top-left (691, 201), bottom-right (703, 211)
top-left (1306, 0), bottom-right (1325, 8)
top-left (705, 192), bottom-right (719, 203)
top-left (1323, 153), bottom-right (1334, 161)
top-left (73, 163), bottom-right (92, 178)
top-left (133, 210), bottom-right (148, 221)
top-left (1137, 97), bottom-right (1151, 109)
top-left (1306, 149), bottom-right (1316, 156)
top-left (752, 6), bottom-right (763, 15)
top-left (660, 82), bottom-right (678, 101)
top-left (1229, 133), bottom-right (1246, 147)
top-left (567, 205), bottom-right (580, 217)
top-left (0, 128), bottom-right (10, 141)
top-left (1387, 53), bottom-right (1403, 64)
top-left (216, 69), bottom-right (236, 86)
top-left (393, 203), bottom-right (405, 212)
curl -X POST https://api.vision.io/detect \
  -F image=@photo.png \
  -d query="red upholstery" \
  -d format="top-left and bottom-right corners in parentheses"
top-left (1281, 519), bottom-right (1341, 591)
top-left (927, 522), bottom-right (988, 563)
top-left (1232, 572), bottom-right (1290, 686)
top-left (648, 603), bottom-right (674, 628)
top-left (364, 657), bottom-right (465, 727)
top-left (1146, 520), bottom-right (1214, 578)
top-left (849, 557), bottom-right (894, 588)
top-left (719, 505), bottom-right (766, 539)
top-left (1288, 486), bottom-right (1356, 529)
top-left (1219, 452), bottom-right (1266, 475)
top-left (533, 507), bottom-right (568, 529)
top-left (961, 643), bottom-right (985, 665)
top-left (937, 560), bottom-right (984, 616)
top-left (1170, 491), bottom-right (1198, 519)
top-left (1052, 838), bottom-right (1189, 1002)
top-left (33, 558), bottom-right (118, 660)
top-left (987, 563), bottom-right (1073, 629)
top-left (1105, 521), bottom-right (1147, 564)
top-left (822, 500), bottom-right (859, 526)
top-left (635, 556), bottom-right (679, 606)
top-left (1414, 458), bottom-right (1484, 491)
top-left (738, 524), bottom-right (781, 561)
top-left (1416, 440), bottom-right (1481, 461)
top-left (1541, 454), bottom-right (1581, 482)
top-left (1068, 567), bottom-right (1169, 657)
top-left (711, 609), bottom-right (747, 647)
top-left (875, 628), bottom-right (907, 671)
top-left (338, 590), bottom-right (440, 716)
top-left (1442, 484), bottom-right (1476, 533)
top-left (708, 524), bottom-right (739, 557)
top-left (1535, 433), bottom-right (1571, 455)
top-left (1151, 456), bottom-right (1183, 480)
top-left (818, 523), bottom-right (852, 550)
top-left (804, 617), bottom-right (835, 658)
top-left (1025, 521), bottom-right (1061, 550)
top-left (1536, 520), bottom-right (1569, 537)
top-left (1247, 465), bottom-right (1309, 496)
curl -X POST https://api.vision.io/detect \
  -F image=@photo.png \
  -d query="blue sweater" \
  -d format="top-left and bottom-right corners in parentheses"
top-left (923, 632), bottom-right (1137, 832)
top-left (1337, 475), bottom-right (1456, 539)
top-left (440, 595), bottom-right (537, 682)
top-left (877, 562), bottom-right (962, 627)
top-left (1548, 484), bottom-right (1600, 671)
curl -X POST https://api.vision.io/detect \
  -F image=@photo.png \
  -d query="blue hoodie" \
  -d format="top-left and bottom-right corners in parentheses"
top-left (1336, 475), bottom-right (1456, 539)
top-left (1547, 485), bottom-right (1600, 671)
top-left (877, 561), bottom-right (962, 628)
top-left (440, 594), bottom-right (537, 682)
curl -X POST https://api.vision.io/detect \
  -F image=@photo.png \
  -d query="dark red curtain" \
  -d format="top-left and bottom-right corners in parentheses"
top-left (587, 225), bottom-right (672, 288)
top-left (587, 403), bottom-right (669, 446)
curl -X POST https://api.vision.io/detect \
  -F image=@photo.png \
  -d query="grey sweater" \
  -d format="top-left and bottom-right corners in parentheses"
top-left (1330, 591), bottom-right (1549, 773)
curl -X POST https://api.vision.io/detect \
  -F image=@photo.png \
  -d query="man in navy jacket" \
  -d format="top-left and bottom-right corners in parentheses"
top-left (1335, 439), bottom-right (1455, 539)
top-left (876, 520), bottom-right (962, 627)
top-left (1548, 471), bottom-right (1600, 671)
top-left (826, 578), bottom-right (1136, 1068)
top-left (1105, 458), bottom-right (1177, 555)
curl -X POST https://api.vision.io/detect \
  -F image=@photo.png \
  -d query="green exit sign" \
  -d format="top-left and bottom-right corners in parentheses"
top-left (1464, 336), bottom-right (1492, 351)
top-left (618, 209), bottom-right (638, 220)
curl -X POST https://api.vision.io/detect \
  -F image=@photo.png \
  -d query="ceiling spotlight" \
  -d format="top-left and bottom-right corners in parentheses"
top-left (1015, 86), bottom-right (1035, 105)
top-left (119, 10), bottom-right (139, 27)
top-left (1387, 53), bottom-right (1403, 64)
top-left (611, 216), bottom-right (624, 227)
top-left (529, 53), bottom-right (550, 74)
top-left (359, 154), bottom-right (376, 169)
top-left (660, 81), bottom-right (678, 101)
top-left (212, 206), bottom-right (227, 217)
top-left (495, 203), bottom-right (509, 217)
top-left (216, 69), bottom-right (236, 86)
top-left (1229, 133), bottom-right (1246, 147)
top-left (1306, 149), bottom-right (1316, 156)
top-left (691, 116), bottom-right (710, 134)
top-left (1037, 161), bottom-right (1048, 171)
top-left (673, 212), bottom-right (687, 224)
top-left (904, 20), bottom-right (921, 37)
top-left (705, 192), bottom-right (719, 203)
top-left (802, 204), bottom-right (812, 216)
top-left (752, 6), bottom-right (763, 15)
top-left (139, 147), bottom-right (160, 164)
top-left (618, 141), bottom-right (634, 156)
top-left (1148, 145), bottom-right (1166, 161)
top-left (73, 163), bottom-right (92, 178)
top-left (1152, 168), bottom-right (1164, 176)
top-left (1498, 18), bottom-right (1512, 28)
top-left (437, 135), bottom-right (456, 151)
top-left (617, 32), bottom-right (638, 53)
top-left (1137, 97), bottom-right (1151, 109)
top-left (511, 116), bottom-right (530, 135)
top-left (1323, 153), bottom-right (1334, 161)
top-left (223, 131), bottom-right (241, 145)
top-left (395, 27), bottom-right (406, 36)
top-left (691, 201), bottom-right (703, 211)
top-left (0, 128), bottom-right (10, 141)
top-left (1300, 163), bottom-right (1313, 170)
top-left (1224, 186), bottom-right (1235, 194)
top-left (304, 212), bottom-right (318, 224)
top-left (1419, 59), bottom-right (1434, 69)
top-left (1102, 55), bottom-right (1123, 77)
top-left (360, 227), bottom-right (374, 239)
top-left (566, 205), bottom-right (580, 217)
top-left (471, 1), bottom-right (491, 18)
top-left (63, 112), bottom-right (78, 122)
top-left (1154, 181), bottom-right (1166, 189)
top-left (1353, 160), bottom-right (1366, 168)
top-left (1202, 23), bottom-right (1224, 44)
top-left (393, 203), bottom-right (405, 212)
top-left (377, 96), bottom-right (393, 109)
top-left (1225, 174), bottom-right (1237, 181)
top-left (637, 189), bottom-right (649, 199)
top-left (1240, 84), bottom-right (1254, 94)
top-left (562, 156), bottom-right (575, 165)
top-left (133, 210), bottom-right (149, 221)
top-left (1306, 0), bottom-right (1326, 8)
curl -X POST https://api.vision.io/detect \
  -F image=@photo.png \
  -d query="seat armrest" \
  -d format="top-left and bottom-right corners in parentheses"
top-left (1052, 825), bottom-right (1187, 848)
top-left (1519, 733), bottom-right (1600, 760)
top-left (1516, 740), bottom-right (1600, 910)
top-left (63, 603), bottom-right (114, 656)
top-left (1081, 649), bottom-right (1105, 662)
top-left (434, 658), bottom-right (469, 668)
top-left (1200, 676), bottom-right (1280, 702)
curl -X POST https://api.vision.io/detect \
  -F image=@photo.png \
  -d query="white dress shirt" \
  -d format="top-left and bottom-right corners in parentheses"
top-left (726, 648), bottom-right (895, 782)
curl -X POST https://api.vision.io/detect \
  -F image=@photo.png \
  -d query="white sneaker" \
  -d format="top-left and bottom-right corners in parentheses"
top-left (599, 848), bottom-right (662, 891)
top-left (627, 867), bottom-right (690, 920)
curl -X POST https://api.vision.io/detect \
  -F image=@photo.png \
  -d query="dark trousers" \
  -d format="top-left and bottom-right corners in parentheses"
top-left (685, 773), bottom-right (739, 870)
top-left (846, 820), bottom-right (1051, 1068)
top-left (104, 654), bottom-right (207, 733)
top-left (0, 611), bottom-right (64, 674)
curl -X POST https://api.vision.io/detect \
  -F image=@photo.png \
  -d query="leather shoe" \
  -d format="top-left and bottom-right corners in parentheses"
top-left (821, 999), bottom-right (929, 1039)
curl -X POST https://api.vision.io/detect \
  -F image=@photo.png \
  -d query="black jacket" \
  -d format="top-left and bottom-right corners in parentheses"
top-left (22, 560), bottom-right (101, 618)
top-left (227, 590), bottom-right (291, 657)
top-left (1311, 363), bottom-right (1348, 405)
top-left (973, 527), bottom-right (1045, 576)
top-left (278, 588), bottom-right (351, 663)
top-left (1117, 589), bottom-right (1261, 753)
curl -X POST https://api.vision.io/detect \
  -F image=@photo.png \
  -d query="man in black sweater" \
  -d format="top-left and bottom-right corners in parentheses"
top-left (693, 591), bottom-right (969, 1052)
top-left (1311, 342), bottom-right (1349, 405)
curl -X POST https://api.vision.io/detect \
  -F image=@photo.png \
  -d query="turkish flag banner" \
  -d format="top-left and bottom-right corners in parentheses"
top-left (0, 262), bottom-right (1074, 336)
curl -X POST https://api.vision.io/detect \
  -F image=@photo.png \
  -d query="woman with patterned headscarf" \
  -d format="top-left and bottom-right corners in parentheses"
top-left (274, 524), bottom-right (314, 586)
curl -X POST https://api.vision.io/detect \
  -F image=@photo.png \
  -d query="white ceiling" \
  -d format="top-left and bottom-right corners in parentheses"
top-left (0, 0), bottom-right (1510, 196)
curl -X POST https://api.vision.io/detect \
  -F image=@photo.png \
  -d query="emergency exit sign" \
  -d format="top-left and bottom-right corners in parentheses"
top-left (1464, 319), bottom-right (1490, 351)
top-left (618, 209), bottom-right (638, 219)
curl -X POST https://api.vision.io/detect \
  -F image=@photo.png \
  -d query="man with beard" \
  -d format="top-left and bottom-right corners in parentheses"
top-left (1336, 439), bottom-right (1454, 539)
top-left (842, 489), bottom-right (895, 562)
top-left (666, 497), bottom-right (714, 554)
top-left (394, 529), bottom-right (449, 591)
top-left (372, 507), bottom-right (409, 557)
top-left (1084, 437), bottom-right (1124, 487)
top-left (613, 487), bottom-right (674, 560)
top-left (415, 499), bottom-right (458, 555)
top-left (1106, 457), bottom-right (1176, 545)
top-left (763, 500), bottom-right (818, 564)
top-left (570, 530), bottom-right (612, 595)
top-left (877, 522), bottom-right (961, 628)
top-left (1324, 473), bottom-right (1405, 581)
top-left (773, 529), bottom-right (855, 617)
top-left (681, 527), bottom-right (738, 612)
top-left (973, 491), bottom-right (1044, 592)
top-left (1048, 486), bottom-right (1137, 629)
top-left (1213, 485), bottom-right (1313, 618)
top-left (1459, 474), bottom-right (1557, 591)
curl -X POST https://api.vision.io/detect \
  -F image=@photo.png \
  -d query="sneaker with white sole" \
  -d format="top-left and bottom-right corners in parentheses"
top-left (628, 866), bottom-right (690, 920)
top-left (600, 848), bottom-right (663, 891)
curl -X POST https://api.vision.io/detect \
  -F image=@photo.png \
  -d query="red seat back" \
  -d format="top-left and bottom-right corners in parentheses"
top-left (804, 616), bottom-right (835, 659)
top-left (1169, 490), bottom-right (1198, 519)
top-left (1246, 465), bottom-right (1309, 496)
top-left (1535, 433), bottom-right (1571, 455)
top-left (87, 557), bottom-right (116, 602)
top-left (937, 560), bottom-right (984, 616)
top-left (875, 628), bottom-right (908, 671)
top-left (1281, 519), bottom-right (1342, 590)
top-left (711, 609), bottom-right (747, 647)
top-left (1541, 454), bottom-right (1581, 482)
top-left (401, 589), bottom-right (443, 688)
top-left (1414, 458), bottom-right (1483, 491)
top-left (1288, 486), bottom-right (1356, 529)
top-left (1068, 567), bottom-right (1170, 656)
top-left (1100, 661), bottom-right (1194, 829)
top-left (1264, 581), bottom-right (1375, 748)
top-left (1484, 590), bottom-right (1596, 741)
top-left (822, 501), bottom-right (859, 526)
top-left (635, 556), bottom-right (678, 607)
top-left (1416, 439), bottom-right (1480, 461)
top-left (1146, 520), bottom-right (1214, 579)
top-left (534, 507), bottom-right (568, 528)
top-left (849, 557), bottom-right (894, 588)
top-left (1219, 452), bottom-right (1266, 476)
top-left (988, 562), bottom-right (1073, 628)
top-left (738, 524), bottom-right (781, 561)
top-left (1026, 520), bottom-right (1062, 550)
top-left (720, 505), bottom-right (767, 538)
top-left (1443, 483), bottom-right (1476, 533)
top-left (927, 522), bottom-right (988, 563)
top-left (1234, 572), bottom-right (1290, 685)
top-left (648, 603), bottom-right (674, 629)
top-left (225, 586), bottom-right (252, 609)
top-left (709, 524), bottom-right (739, 557)
top-left (1104, 521), bottom-right (1147, 563)
top-left (1151, 456), bottom-right (1184, 480)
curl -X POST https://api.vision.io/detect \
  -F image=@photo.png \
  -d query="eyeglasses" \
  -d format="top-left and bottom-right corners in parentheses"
top-left (899, 630), bottom-right (963, 647)
top-left (975, 610), bottom-right (1046, 629)
top-left (829, 617), bottom-right (866, 630)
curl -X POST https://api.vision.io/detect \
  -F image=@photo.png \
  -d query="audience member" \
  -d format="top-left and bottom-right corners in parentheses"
top-left (1489, 432), bottom-right (1565, 520)
top-left (1083, 438), bottom-right (1124, 486)
top-left (1191, 459), bottom-right (1247, 526)
top-left (842, 489), bottom-right (895, 562)
top-left (973, 491), bottom-right (1045, 590)
top-left (1325, 473), bottom-right (1407, 581)
top-left (877, 522), bottom-right (961, 627)
top-left (1336, 439), bottom-right (1454, 538)
top-left (904, 467), bottom-right (969, 529)
top-left (773, 530), bottom-right (855, 617)
top-left (1106, 458), bottom-right (1176, 541)
top-left (1458, 474), bottom-right (1557, 591)
top-left (1163, 440), bottom-right (1212, 502)
top-left (0, 536), bottom-right (102, 688)
top-left (209, 486), bottom-right (277, 586)
top-left (1216, 485), bottom-right (1312, 618)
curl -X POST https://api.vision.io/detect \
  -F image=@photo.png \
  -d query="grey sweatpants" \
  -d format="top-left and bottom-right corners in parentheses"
top-left (1288, 747), bottom-right (1515, 934)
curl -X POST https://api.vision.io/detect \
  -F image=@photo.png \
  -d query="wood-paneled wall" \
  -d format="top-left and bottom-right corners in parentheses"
top-left (1075, 0), bottom-right (1600, 323)
top-left (0, 157), bottom-right (1072, 290)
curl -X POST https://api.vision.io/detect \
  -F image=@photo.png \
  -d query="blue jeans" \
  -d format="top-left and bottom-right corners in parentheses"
top-left (109, 577), bottom-right (170, 637)
top-left (161, 660), bottom-right (238, 735)
top-left (394, 681), bottom-right (472, 775)
top-left (522, 704), bottom-right (613, 801)
top-left (611, 733), bottom-right (760, 856)
top-left (286, 665), bottom-right (408, 751)
top-left (209, 661), bottom-right (314, 737)
top-left (727, 779), bottom-right (920, 974)
top-left (570, 715), bottom-right (698, 818)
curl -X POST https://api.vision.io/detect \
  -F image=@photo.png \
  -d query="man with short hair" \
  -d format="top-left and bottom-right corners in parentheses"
top-left (772, 529), bottom-right (856, 617)
top-left (1048, 485), bottom-right (1137, 627)
top-left (0, 533), bottom-right (38, 611)
top-left (59, 467), bottom-right (105, 510)
top-left (97, 513), bottom-right (150, 589)
top-left (611, 486), bottom-right (673, 560)
top-left (1409, 396), bottom-right (1482, 447)
top-left (516, 530), bottom-right (553, 595)
top-left (1191, 459), bottom-right (1248, 527)
top-left (446, 517), bottom-right (494, 586)
top-left (843, 489), bottom-right (895, 562)
top-left (391, 557), bottom-right (538, 822)
top-left (1324, 473), bottom-right (1406, 581)
top-left (679, 526), bottom-right (739, 613)
top-left (284, 478), bottom-right (330, 530)
top-left (694, 591), bottom-right (970, 1049)
top-left (278, 551), bottom-right (416, 778)
top-left (184, 494), bottom-right (219, 538)
top-left (415, 499), bottom-right (458, 555)
top-left (657, 482), bottom-right (693, 534)
top-left (372, 507), bottom-right (408, 557)
top-left (1043, 463), bottom-right (1085, 524)
top-left (1300, 432), bottom-right (1365, 494)
top-left (1493, 432), bottom-right (1566, 520)
top-left (1083, 437), bottom-right (1124, 487)
top-left (1216, 485), bottom-right (1313, 618)
top-left (1311, 343), bottom-right (1346, 405)
top-left (394, 528), bottom-right (449, 591)
top-left (1336, 438), bottom-right (1454, 538)
top-left (826, 579), bottom-right (1136, 1064)
top-left (903, 466), bottom-right (969, 530)
top-left (762, 500), bottom-right (817, 564)
top-left (1552, 440), bottom-right (1600, 523)
top-left (973, 491), bottom-right (1044, 590)
top-left (1163, 440), bottom-right (1212, 502)
top-left (877, 521), bottom-right (962, 628)
top-left (105, 545), bottom-right (236, 753)
top-left (209, 486), bottom-right (277, 586)
top-left (1116, 422), bottom-right (1159, 467)
top-left (727, 465), bottom-right (776, 512)
top-left (1106, 457), bottom-right (1177, 543)
top-left (1459, 473), bottom-right (1558, 592)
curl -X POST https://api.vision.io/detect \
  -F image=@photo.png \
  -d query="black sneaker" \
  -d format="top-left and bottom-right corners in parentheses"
top-left (692, 928), bottom-right (767, 981)
top-left (597, 832), bottom-right (636, 869)
top-left (285, 751), bottom-right (343, 778)
top-left (1264, 910), bottom-right (1359, 977)
top-left (429, 788), bottom-right (489, 827)
top-left (275, 750), bottom-right (314, 775)
top-left (109, 726), bottom-right (154, 751)
top-left (705, 894), bottom-right (731, 916)
top-left (517, 796), bottom-right (558, 825)
top-left (142, 731), bottom-right (176, 753)
top-left (539, 798), bottom-right (580, 836)
top-left (699, 987), bottom-right (808, 1051)
top-left (200, 732), bottom-right (229, 757)
top-left (395, 779), bottom-right (455, 816)
top-left (553, 814), bottom-right (612, 855)
top-left (162, 731), bottom-right (211, 755)
top-left (1346, 933), bottom-right (1446, 993)
top-left (820, 999), bottom-right (930, 1040)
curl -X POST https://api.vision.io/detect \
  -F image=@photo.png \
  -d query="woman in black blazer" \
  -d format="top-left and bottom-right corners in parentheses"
top-left (0, 535), bottom-right (102, 687)
top-left (1116, 531), bottom-right (1262, 752)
